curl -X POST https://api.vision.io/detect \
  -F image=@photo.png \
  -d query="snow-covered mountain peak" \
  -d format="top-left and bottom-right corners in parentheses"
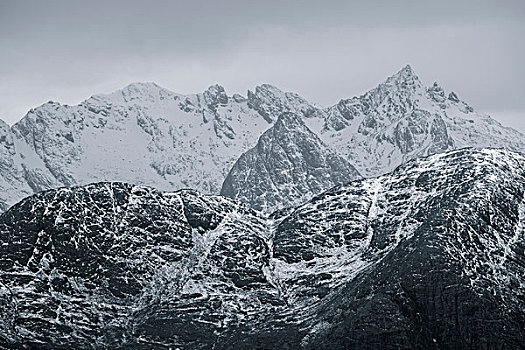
top-left (315, 64), bottom-right (525, 178)
top-left (85, 81), bottom-right (180, 107)
top-left (384, 64), bottom-right (421, 87)
top-left (374, 64), bottom-right (424, 102)
top-left (273, 110), bottom-right (303, 128)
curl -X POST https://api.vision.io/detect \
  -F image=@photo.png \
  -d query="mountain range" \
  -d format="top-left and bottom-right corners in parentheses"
top-left (1, 148), bottom-right (524, 349)
top-left (2, 65), bottom-right (525, 212)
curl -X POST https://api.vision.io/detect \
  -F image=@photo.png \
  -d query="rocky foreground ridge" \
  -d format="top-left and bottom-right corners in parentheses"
top-left (0, 148), bottom-right (524, 349)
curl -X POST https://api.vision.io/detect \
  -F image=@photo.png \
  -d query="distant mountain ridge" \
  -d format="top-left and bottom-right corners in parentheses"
top-left (1, 65), bottom-right (525, 212)
top-left (318, 65), bottom-right (525, 176)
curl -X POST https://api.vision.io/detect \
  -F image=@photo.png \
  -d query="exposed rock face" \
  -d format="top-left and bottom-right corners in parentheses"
top-left (247, 84), bottom-right (323, 123)
top-left (0, 183), bottom-right (273, 349)
top-left (1, 148), bottom-right (524, 349)
top-left (221, 112), bottom-right (360, 211)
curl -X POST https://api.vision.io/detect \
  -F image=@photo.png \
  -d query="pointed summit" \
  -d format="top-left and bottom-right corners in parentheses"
top-left (385, 64), bottom-right (421, 86)
top-left (272, 111), bottom-right (303, 129)
top-left (204, 83), bottom-right (226, 94)
top-left (402, 64), bottom-right (414, 74)
top-left (427, 81), bottom-right (446, 103)
top-left (221, 111), bottom-right (360, 211)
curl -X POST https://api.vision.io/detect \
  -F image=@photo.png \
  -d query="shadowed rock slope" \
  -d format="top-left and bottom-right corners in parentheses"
top-left (220, 112), bottom-right (360, 211)
top-left (0, 148), bottom-right (524, 349)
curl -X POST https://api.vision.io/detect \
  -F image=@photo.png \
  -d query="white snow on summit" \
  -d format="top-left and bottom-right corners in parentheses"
top-left (1, 65), bottom-right (525, 212)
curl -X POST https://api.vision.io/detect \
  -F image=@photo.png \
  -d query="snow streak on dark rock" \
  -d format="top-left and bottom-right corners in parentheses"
top-left (1, 148), bottom-right (525, 349)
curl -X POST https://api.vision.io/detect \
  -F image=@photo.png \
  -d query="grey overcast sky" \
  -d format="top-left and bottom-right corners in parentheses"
top-left (1, 0), bottom-right (524, 130)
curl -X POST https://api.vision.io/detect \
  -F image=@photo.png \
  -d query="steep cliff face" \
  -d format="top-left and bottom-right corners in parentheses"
top-left (221, 112), bottom-right (360, 211)
top-left (1, 148), bottom-right (524, 349)
top-left (0, 119), bottom-right (58, 212)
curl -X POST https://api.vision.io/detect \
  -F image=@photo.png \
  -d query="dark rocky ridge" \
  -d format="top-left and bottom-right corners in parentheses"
top-left (0, 148), bottom-right (525, 349)
top-left (221, 112), bottom-right (361, 211)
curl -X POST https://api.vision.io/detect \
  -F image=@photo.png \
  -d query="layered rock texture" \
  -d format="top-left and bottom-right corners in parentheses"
top-left (1, 148), bottom-right (524, 349)
top-left (1, 66), bottom-right (525, 212)
top-left (220, 112), bottom-right (360, 211)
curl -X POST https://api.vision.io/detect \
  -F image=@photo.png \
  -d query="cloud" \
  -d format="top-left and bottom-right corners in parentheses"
top-left (0, 0), bottom-right (524, 131)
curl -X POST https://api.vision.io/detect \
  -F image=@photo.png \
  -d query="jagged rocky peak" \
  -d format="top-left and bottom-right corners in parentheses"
top-left (247, 84), bottom-right (320, 123)
top-left (203, 83), bottom-right (229, 106)
top-left (324, 64), bottom-right (425, 131)
top-left (372, 64), bottom-right (424, 106)
top-left (427, 81), bottom-right (446, 103)
top-left (247, 84), bottom-right (288, 123)
top-left (273, 109), bottom-right (303, 128)
top-left (426, 82), bottom-right (466, 111)
top-left (221, 111), bottom-right (360, 211)
top-left (318, 63), bottom-right (525, 178)
top-left (384, 64), bottom-right (422, 88)
top-left (448, 91), bottom-right (460, 103)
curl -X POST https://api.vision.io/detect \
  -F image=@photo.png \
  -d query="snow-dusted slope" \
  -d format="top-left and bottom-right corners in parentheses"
top-left (317, 65), bottom-right (525, 177)
top-left (1, 148), bottom-right (524, 348)
top-left (0, 118), bottom-right (59, 211)
top-left (221, 112), bottom-right (360, 211)
top-left (1, 83), bottom-right (321, 212)
top-left (12, 83), bottom-right (271, 194)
